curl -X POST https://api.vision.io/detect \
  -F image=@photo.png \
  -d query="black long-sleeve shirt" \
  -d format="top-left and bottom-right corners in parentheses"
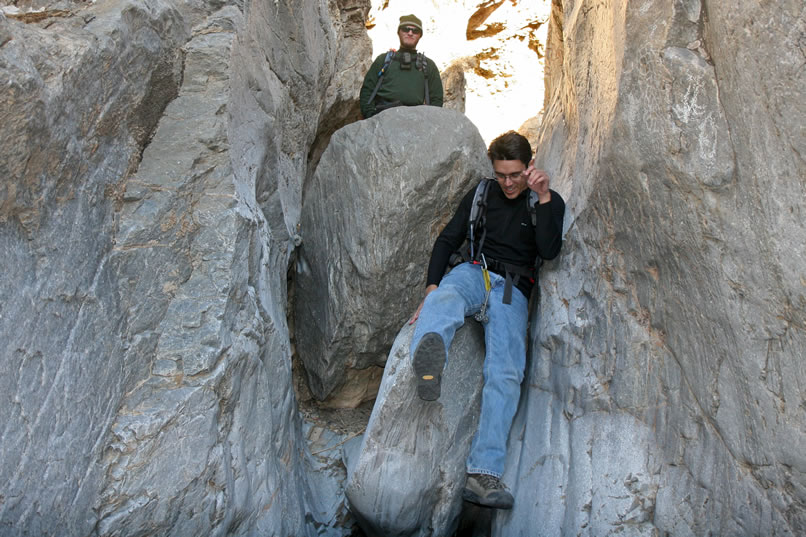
top-left (426, 180), bottom-right (565, 297)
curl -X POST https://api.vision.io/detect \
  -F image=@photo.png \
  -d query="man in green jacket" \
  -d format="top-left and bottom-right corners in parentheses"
top-left (359, 14), bottom-right (444, 118)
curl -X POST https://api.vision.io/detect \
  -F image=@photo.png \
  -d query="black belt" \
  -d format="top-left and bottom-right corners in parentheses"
top-left (472, 258), bottom-right (534, 305)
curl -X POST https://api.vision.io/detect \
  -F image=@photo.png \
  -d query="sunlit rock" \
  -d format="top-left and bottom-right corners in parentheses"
top-left (366, 0), bottom-right (552, 144)
top-left (501, 1), bottom-right (806, 535)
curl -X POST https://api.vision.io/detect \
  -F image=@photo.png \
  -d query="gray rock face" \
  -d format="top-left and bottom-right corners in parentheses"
top-left (498, 1), bottom-right (806, 535)
top-left (1, 3), bottom-right (187, 535)
top-left (345, 321), bottom-right (485, 537)
top-left (340, 2), bottom-right (805, 535)
top-left (3, 0), bottom-right (804, 535)
top-left (294, 106), bottom-right (491, 403)
top-left (1, 0), bottom-right (371, 535)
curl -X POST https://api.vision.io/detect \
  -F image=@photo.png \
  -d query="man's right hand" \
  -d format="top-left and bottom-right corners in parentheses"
top-left (409, 284), bottom-right (438, 324)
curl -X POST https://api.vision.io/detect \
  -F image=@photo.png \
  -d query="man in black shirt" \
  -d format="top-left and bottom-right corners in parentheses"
top-left (409, 131), bottom-right (565, 509)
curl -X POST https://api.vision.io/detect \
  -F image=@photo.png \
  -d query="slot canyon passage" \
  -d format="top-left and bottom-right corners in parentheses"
top-left (1, 0), bottom-right (804, 536)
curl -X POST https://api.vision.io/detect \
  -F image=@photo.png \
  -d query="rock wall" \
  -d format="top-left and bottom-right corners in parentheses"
top-left (1, 3), bottom-right (188, 534)
top-left (0, 0), bottom-right (370, 535)
top-left (3, 0), bottom-right (804, 535)
top-left (502, 1), bottom-right (806, 535)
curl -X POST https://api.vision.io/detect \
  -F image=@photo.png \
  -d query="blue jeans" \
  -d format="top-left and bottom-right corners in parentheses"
top-left (410, 262), bottom-right (528, 478)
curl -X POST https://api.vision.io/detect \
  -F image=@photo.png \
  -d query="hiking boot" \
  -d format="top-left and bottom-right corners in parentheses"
top-left (412, 332), bottom-right (446, 401)
top-left (462, 473), bottom-right (514, 509)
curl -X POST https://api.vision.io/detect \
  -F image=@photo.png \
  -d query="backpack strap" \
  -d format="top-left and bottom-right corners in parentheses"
top-left (526, 190), bottom-right (545, 273)
top-left (467, 182), bottom-right (545, 304)
top-left (417, 52), bottom-right (430, 105)
top-left (367, 50), bottom-right (396, 112)
top-left (527, 190), bottom-right (538, 226)
top-left (468, 178), bottom-right (493, 261)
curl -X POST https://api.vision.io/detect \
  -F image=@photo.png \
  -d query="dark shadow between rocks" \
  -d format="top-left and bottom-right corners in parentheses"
top-left (306, 98), bottom-right (363, 188)
top-left (455, 502), bottom-right (494, 537)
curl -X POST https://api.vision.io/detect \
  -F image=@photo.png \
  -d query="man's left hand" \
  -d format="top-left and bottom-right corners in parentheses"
top-left (524, 161), bottom-right (551, 204)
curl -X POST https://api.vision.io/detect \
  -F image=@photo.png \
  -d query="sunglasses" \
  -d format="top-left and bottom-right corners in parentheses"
top-left (400, 26), bottom-right (422, 35)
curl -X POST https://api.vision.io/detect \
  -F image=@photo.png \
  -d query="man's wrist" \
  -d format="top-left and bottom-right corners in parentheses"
top-left (538, 191), bottom-right (552, 204)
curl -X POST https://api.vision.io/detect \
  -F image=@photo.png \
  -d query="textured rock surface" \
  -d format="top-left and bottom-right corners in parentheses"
top-left (0, 0), bottom-right (371, 535)
top-left (498, 1), bottom-right (806, 536)
top-left (2, 0), bottom-right (804, 535)
top-left (294, 106), bottom-right (490, 402)
top-left (1, 3), bottom-right (187, 534)
top-left (340, 2), bottom-right (806, 535)
top-left (345, 321), bottom-right (486, 537)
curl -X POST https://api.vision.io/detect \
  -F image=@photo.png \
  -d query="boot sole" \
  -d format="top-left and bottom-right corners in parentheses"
top-left (413, 333), bottom-right (445, 401)
top-left (461, 487), bottom-right (514, 510)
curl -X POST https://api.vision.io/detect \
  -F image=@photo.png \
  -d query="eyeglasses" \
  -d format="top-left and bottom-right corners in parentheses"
top-left (399, 26), bottom-right (422, 35)
top-left (494, 171), bottom-right (524, 182)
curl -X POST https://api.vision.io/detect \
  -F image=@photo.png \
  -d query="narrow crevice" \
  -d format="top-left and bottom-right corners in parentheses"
top-left (287, 247), bottom-right (374, 437)
top-left (304, 97), bottom-right (363, 189)
top-left (129, 47), bottom-right (186, 176)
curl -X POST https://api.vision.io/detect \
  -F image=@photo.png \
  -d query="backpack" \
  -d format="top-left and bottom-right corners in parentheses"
top-left (367, 50), bottom-right (431, 111)
top-left (460, 178), bottom-right (543, 304)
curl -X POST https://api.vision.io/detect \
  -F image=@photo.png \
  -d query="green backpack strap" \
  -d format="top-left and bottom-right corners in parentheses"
top-left (367, 50), bottom-right (396, 111)
top-left (416, 52), bottom-right (430, 105)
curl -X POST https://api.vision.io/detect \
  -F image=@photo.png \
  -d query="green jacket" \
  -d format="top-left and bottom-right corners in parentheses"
top-left (359, 49), bottom-right (444, 118)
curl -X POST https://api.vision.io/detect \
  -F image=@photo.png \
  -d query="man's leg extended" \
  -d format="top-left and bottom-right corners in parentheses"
top-left (410, 263), bottom-right (486, 400)
top-left (464, 275), bottom-right (528, 508)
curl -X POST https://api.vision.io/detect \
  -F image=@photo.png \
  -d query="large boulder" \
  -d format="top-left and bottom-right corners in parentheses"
top-left (345, 321), bottom-right (486, 537)
top-left (294, 106), bottom-right (491, 403)
top-left (497, 1), bottom-right (806, 536)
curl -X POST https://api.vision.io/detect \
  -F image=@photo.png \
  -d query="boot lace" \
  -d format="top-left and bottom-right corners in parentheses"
top-left (475, 473), bottom-right (505, 490)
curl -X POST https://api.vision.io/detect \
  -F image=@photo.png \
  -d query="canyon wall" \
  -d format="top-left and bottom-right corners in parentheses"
top-left (2, 0), bottom-right (804, 535)
top-left (1, 0), bottom-right (370, 535)
top-left (501, 0), bottom-right (806, 535)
